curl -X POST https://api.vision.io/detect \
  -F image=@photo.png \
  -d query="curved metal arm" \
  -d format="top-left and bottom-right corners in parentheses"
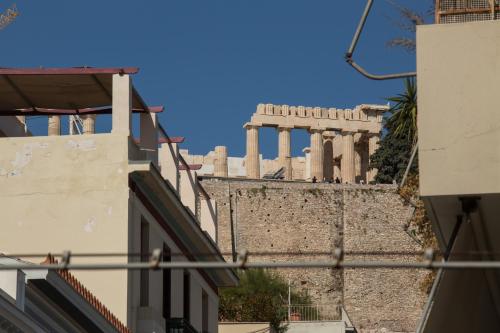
top-left (345, 0), bottom-right (417, 80)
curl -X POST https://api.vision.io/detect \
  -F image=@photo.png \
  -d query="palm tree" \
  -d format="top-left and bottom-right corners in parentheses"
top-left (386, 77), bottom-right (417, 145)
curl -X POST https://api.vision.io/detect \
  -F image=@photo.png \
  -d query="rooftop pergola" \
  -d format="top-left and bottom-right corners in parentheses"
top-left (0, 67), bottom-right (161, 115)
top-left (0, 66), bottom-right (166, 146)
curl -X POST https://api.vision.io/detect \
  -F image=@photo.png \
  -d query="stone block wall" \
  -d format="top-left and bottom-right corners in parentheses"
top-left (200, 177), bottom-right (427, 333)
top-left (342, 188), bottom-right (427, 332)
top-left (202, 178), bottom-right (344, 317)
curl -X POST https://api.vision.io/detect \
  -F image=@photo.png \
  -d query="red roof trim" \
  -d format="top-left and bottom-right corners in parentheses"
top-left (179, 164), bottom-right (203, 171)
top-left (0, 67), bottom-right (139, 75)
top-left (159, 136), bottom-right (185, 144)
top-left (0, 106), bottom-right (163, 116)
top-left (41, 255), bottom-right (131, 333)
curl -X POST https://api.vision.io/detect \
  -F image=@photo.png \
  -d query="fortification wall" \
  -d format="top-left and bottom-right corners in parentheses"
top-left (200, 177), bottom-right (427, 333)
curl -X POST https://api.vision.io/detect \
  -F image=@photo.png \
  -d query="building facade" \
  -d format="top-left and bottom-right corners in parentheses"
top-left (418, 12), bottom-right (500, 333)
top-left (0, 67), bottom-right (237, 333)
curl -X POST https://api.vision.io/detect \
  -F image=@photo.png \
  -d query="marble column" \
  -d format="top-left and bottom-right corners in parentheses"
top-left (310, 129), bottom-right (324, 181)
top-left (323, 138), bottom-right (334, 182)
top-left (245, 123), bottom-right (260, 179)
top-left (341, 131), bottom-right (355, 184)
top-left (278, 127), bottom-right (292, 180)
top-left (360, 143), bottom-right (369, 183)
top-left (82, 115), bottom-right (96, 134)
top-left (355, 145), bottom-right (362, 183)
top-left (48, 115), bottom-right (61, 136)
top-left (367, 134), bottom-right (380, 183)
top-left (284, 157), bottom-right (292, 180)
top-left (303, 147), bottom-right (311, 181)
top-left (214, 145), bottom-right (228, 177)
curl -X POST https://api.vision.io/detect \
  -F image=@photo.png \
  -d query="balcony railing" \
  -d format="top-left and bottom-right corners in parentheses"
top-left (283, 304), bottom-right (341, 322)
top-left (437, 0), bottom-right (500, 24)
top-left (165, 318), bottom-right (199, 333)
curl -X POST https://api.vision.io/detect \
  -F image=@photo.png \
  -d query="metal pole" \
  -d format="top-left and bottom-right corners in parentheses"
top-left (288, 280), bottom-right (291, 321)
top-left (346, 0), bottom-right (374, 57)
top-left (4, 258), bottom-right (500, 271)
top-left (399, 142), bottom-right (418, 188)
top-left (345, 0), bottom-right (417, 80)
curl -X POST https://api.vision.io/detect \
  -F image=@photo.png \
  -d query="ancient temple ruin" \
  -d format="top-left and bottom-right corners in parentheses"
top-left (244, 103), bottom-right (387, 183)
top-left (183, 102), bottom-right (388, 183)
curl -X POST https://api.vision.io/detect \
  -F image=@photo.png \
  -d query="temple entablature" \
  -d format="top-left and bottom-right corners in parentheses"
top-left (252, 103), bottom-right (387, 134)
top-left (244, 103), bottom-right (387, 183)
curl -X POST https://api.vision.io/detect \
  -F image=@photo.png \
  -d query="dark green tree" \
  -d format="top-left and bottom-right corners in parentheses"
top-left (370, 78), bottom-right (418, 184)
top-left (370, 132), bottom-right (417, 184)
top-left (219, 269), bottom-right (310, 333)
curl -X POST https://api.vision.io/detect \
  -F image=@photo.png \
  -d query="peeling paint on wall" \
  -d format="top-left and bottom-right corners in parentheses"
top-left (6, 142), bottom-right (49, 177)
top-left (84, 217), bottom-right (97, 233)
top-left (66, 139), bottom-right (96, 151)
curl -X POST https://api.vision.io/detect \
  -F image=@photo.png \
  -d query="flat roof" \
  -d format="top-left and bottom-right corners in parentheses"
top-left (0, 67), bottom-right (160, 113)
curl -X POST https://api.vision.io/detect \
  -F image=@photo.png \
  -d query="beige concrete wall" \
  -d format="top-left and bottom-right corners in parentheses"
top-left (159, 142), bottom-right (180, 192)
top-left (200, 198), bottom-right (217, 242)
top-left (0, 134), bottom-right (130, 322)
top-left (287, 321), bottom-right (346, 333)
top-left (417, 20), bottom-right (500, 196)
top-left (219, 322), bottom-right (270, 333)
top-left (180, 169), bottom-right (199, 216)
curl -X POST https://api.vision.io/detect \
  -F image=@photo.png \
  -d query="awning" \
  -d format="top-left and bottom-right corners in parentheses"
top-left (0, 67), bottom-right (161, 114)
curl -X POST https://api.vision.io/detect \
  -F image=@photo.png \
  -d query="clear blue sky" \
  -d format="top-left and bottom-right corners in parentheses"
top-left (1, 1), bottom-right (431, 158)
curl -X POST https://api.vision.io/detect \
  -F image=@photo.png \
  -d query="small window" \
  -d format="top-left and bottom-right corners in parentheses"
top-left (202, 290), bottom-right (209, 333)
top-left (163, 243), bottom-right (171, 319)
top-left (183, 270), bottom-right (190, 322)
top-left (140, 219), bottom-right (149, 307)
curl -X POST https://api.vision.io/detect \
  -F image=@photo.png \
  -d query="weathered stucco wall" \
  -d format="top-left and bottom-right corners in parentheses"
top-left (0, 134), bottom-right (131, 322)
top-left (200, 178), bottom-right (427, 333)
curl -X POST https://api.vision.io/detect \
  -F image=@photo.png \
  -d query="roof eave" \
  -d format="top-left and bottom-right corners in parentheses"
top-left (0, 67), bottom-right (139, 75)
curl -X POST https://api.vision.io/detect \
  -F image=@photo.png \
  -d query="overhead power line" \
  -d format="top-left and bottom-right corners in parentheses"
top-left (2, 249), bottom-right (500, 271)
top-left (5, 250), bottom-right (500, 259)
